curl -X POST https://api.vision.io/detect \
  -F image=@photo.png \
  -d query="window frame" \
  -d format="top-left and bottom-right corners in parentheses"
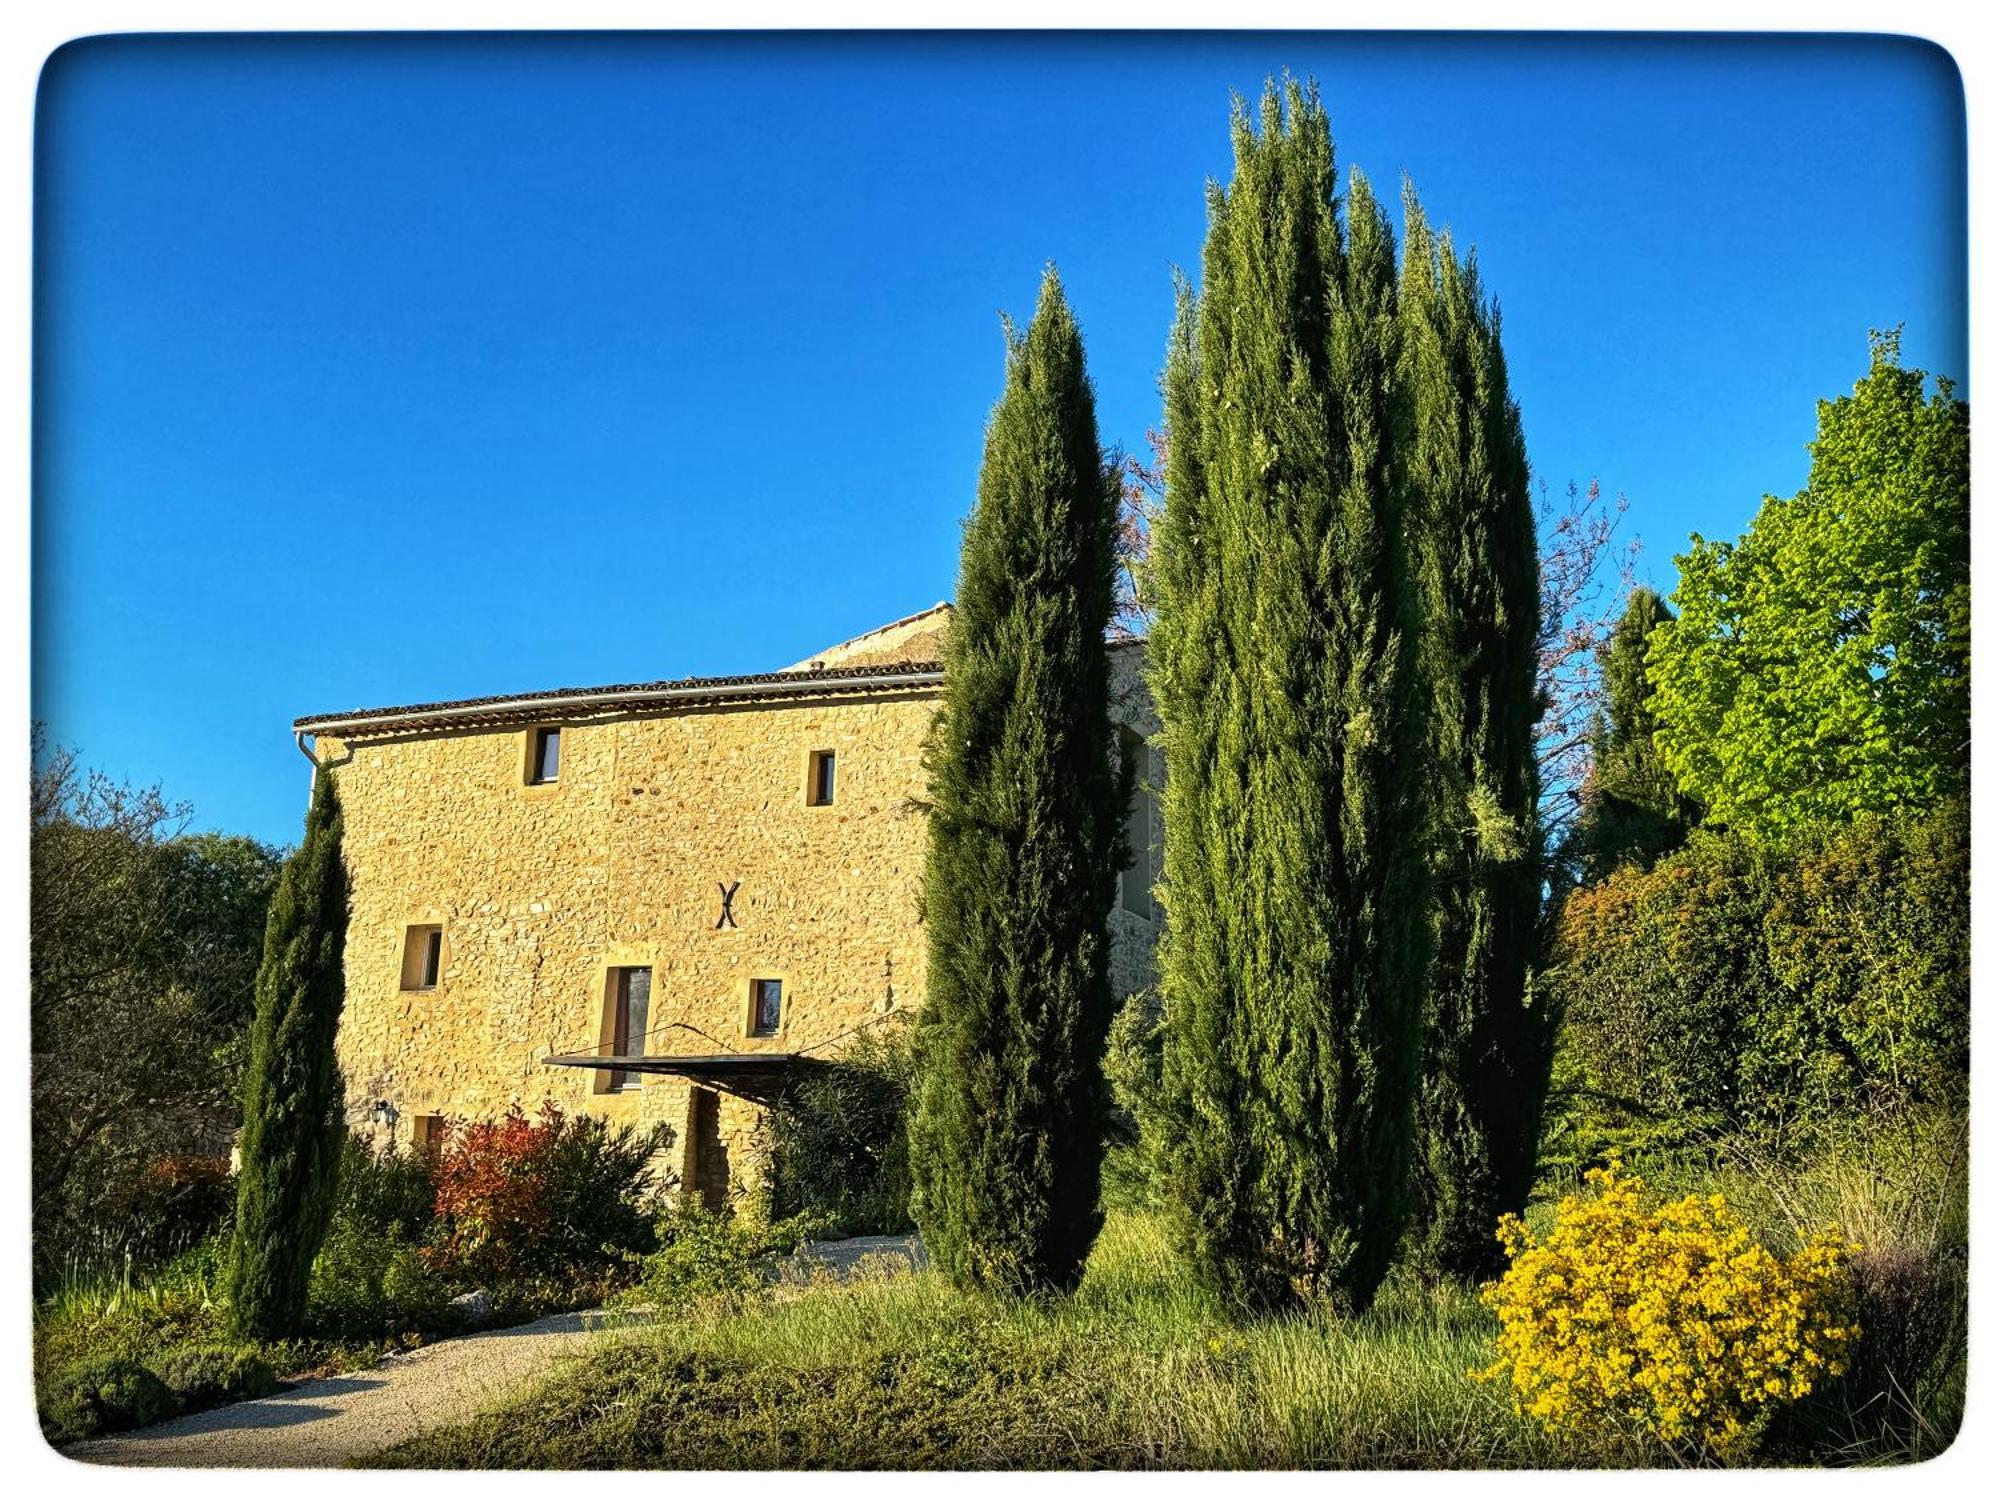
top-left (746, 976), bottom-right (785, 1039)
top-left (399, 923), bottom-right (445, 992)
top-left (806, 749), bottom-right (836, 807)
top-left (604, 964), bottom-right (654, 1093)
top-left (525, 725), bottom-right (562, 786)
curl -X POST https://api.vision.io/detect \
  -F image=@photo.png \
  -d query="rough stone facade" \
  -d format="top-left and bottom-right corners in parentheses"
top-left (311, 607), bottom-right (1160, 1206)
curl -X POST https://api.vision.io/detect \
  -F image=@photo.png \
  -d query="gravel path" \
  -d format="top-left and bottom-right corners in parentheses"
top-left (64, 1307), bottom-right (650, 1470)
top-left (61, 1234), bottom-right (924, 1470)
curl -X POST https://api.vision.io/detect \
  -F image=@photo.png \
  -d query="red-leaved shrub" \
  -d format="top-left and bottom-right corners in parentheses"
top-left (426, 1101), bottom-right (670, 1285)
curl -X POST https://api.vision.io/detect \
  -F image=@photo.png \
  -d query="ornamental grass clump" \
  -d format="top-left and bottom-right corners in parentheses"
top-left (1476, 1159), bottom-right (1861, 1456)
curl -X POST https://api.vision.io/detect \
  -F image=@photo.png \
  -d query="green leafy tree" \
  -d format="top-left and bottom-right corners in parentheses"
top-left (1648, 331), bottom-right (1969, 840)
top-left (30, 731), bottom-right (283, 1279)
top-left (1576, 587), bottom-right (1698, 880)
top-left (1148, 80), bottom-right (1430, 1312)
top-left (1398, 191), bottom-right (1551, 1280)
top-left (906, 267), bottom-right (1125, 1294)
top-left (228, 769), bottom-right (351, 1340)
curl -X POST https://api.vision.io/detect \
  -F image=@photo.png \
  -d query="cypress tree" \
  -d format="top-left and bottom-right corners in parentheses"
top-left (1578, 586), bottom-right (1698, 880)
top-left (228, 768), bottom-right (350, 1340)
top-left (906, 266), bottom-right (1125, 1294)
top-left (1149, 80), bottom-right (1431, 1313)
top-left (1398, 191), bottom-right (1552, 1281)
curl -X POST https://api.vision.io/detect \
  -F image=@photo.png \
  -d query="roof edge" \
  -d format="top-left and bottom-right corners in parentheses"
top-left (295, 659), bottom-right (945, 737)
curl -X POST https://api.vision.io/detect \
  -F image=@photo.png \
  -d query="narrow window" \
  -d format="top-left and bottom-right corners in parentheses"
top-left (1120, 730), bottom-right (1156, 917)
top-left (609, 965), bottom-right (652, 1091)
top-left (749, 977), bottom-right (783, 1037)
top-left (400, 924), bottom-right (444, 990)
top-left (807, 749), bottom-right (836, 806)
top-left (410, 1114), bottom-right (442, 1153)
top-left (529, 726), bottom-right (561, 785)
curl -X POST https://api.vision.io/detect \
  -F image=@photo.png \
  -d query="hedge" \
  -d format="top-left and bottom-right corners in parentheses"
top-left (1548, 800), bottom-right (1967, 1144)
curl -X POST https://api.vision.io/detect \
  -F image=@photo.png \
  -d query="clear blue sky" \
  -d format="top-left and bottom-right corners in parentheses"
top-left (33, 31), bottom-right (1966, 848)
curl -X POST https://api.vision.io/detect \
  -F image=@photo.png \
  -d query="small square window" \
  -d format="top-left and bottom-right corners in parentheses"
top-left (807, 750), bottom-right (836, 807)
top-left (528, 727), bottom-right (561, 785)
top-left (749, 978), bottom-right (784, 1037)
top-left (410, 1114), bottom-right (443, 1152)
top-left (400, 925), bottom-right (443, 991)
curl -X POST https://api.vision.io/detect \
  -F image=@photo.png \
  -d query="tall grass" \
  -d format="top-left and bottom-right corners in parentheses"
top-left (379, 1107), bottom-right (1967, 1474)
top-left (375, 1212), bottom-right (1640, 1470)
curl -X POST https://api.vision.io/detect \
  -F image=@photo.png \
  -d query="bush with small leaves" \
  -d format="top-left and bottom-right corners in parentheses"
top-left (1476, 1160), bottom-right (1861, 1455)
top-left (155, 1343), bottom-right (279, 1410)
top-left (38, 1355), bottom-right (177, 1443)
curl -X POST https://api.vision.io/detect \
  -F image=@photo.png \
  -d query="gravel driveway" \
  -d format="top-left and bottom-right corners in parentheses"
top-left (60, 1234), bottom-right (924, 1470)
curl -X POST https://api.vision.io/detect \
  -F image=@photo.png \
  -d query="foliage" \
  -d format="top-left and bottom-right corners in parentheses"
top-left (155, 1343), bottom-right (279, 1409)
top-left (37, 1355), bottom-right (177, 1444)
top-left (626, 1201), bottom-right (838, 1310)
top-left (1399, 188), bottom-right (1552, 1280)
top-left (1148, 77), bottom-right (1430, 1312)
top-left (1574, 587), bottom-right (1699, 881)
top-left (333, 1131), bottom-right (438, 1241)
top-left (769, 1024), bottom-right (916, 1234)
top-left (908, 265), bottom-right (1126, 1294)
top-left (1100, 987), bottom-right (1167, 1210)
top-left (308, 1220), bottom-right (455, 1339)
top-left (1477, 1160), bottom-right (1861, 1455)
top-left (29, 731), bottom-right (282, 1281)
top-left (427, 1101), bottom-right (672, 1284)
top-left (1648, 331), bottom-right (1969, 840)
top-left (1547, 801), bottom-right (1967, 1146)
top-left (228, 768), bottom-right (351, 1341)
top-left (378, 1210), bottom-right (1609, 1470)
top-left (95, 1154), bottom-right (238, 1273)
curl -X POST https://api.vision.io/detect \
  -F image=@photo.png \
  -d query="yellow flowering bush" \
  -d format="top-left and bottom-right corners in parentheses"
top-left (1476, 1160), bottom-right (1861, 1454)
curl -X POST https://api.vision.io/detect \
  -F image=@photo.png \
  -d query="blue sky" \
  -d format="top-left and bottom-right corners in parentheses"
top-left (33, 31), bottom-right (1966, 847)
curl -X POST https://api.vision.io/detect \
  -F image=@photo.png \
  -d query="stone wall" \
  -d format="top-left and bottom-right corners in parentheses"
top-left (325, 640), bottom-right (1161, 1202)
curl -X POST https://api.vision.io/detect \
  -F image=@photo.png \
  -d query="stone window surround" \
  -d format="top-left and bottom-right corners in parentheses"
top-left (593, 955), bottom-right (657, 1096)
top-left (805, 747), bottom-right (837, 807)
top-left (521, 724), bottom-right (565, 790)
top-left (743, 971), bottom-right (789, 1040)
top-left (398, 920), bottom-right (447, 992)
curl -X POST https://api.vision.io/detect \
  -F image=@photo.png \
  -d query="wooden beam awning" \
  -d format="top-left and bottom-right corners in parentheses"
top-left (542, 1051), bottom-right (819, 1105)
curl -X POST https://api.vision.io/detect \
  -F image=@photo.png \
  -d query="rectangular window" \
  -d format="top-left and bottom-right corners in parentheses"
top-left (529, 726), bottom-right (561, 785)
top-left (1120, 731), bottom-right (1157, 918)
top-left (807, 749), bottom-right (836, 806)
top-left (410, 1114), bottom-right (442, 1153)
top-left (750, 977), bottom-right (783, 1037)
top-left (400, 925), bottom-right (443, 990)
top-left (609, 965), bottom-right (652, 1092)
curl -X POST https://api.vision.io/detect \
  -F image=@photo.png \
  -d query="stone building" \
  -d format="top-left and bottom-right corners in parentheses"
top-left (294, 604), bottom-right (1161, 1207)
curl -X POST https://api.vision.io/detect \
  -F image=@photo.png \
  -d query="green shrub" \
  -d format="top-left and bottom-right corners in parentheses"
top-left (307, 1220), bottom-right (452, 1339)
top-left (1548, 802), bottom-right (1966, 1147)
top-left (769, 1025), bottom-right (915, 1233)
top-left (1100, 988), bottom-right (1166, 1211)
top-left (333, 1132), bottom-right (436, 1240)
top-left (96, 1155), bottom-right (238, 1275)
top-left (38, 1355), bottom-right (177, 1444)
top-left (156, 1343), bottom-right (279, 1409)
top-left (629, 1203), bottom-right (839, 1310)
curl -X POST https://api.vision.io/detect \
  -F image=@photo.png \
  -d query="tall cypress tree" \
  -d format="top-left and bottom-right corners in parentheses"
top-left (1398, 191), bottom-right (1552, 1281)
top-left (906, 267), bottom-right (1125, 1295)
top-left (1149, 80), bottom-right (1431, 1313)
top-left (228, 768), bottom-right (350, 1340)
top-left (1578, 586), bottom-right (1698, 880)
